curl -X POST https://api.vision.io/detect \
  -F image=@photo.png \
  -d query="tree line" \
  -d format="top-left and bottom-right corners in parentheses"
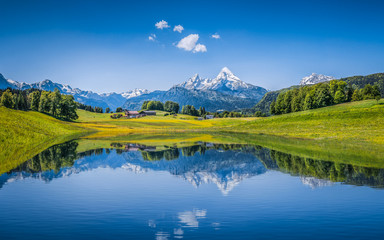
top-left (141, 100), bottom-right (180, 113)
top-left (0, 88), bottom-right (78, 120)
top-left (139, 100), bottom-right (259, 118)
top-left (77, 103), bottom-right (104, 113)
top-left (270, 80), bottom-right (381, 115)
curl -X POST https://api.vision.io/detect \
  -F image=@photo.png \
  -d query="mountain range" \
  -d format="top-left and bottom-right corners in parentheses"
top-left (123, 67), bottom-right (268, 111)
top-left (0, 68), bottom-right (267, 112)
top-left (300, 73), bottom-right (335, 85)
top-left (2, 70), bottom-right (351, 113)
top-left (0, 73), bottom-right (149, 110)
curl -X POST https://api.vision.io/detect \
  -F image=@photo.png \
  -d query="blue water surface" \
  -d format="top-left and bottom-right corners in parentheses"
top-left (0, 142), bottom-right (383, 240)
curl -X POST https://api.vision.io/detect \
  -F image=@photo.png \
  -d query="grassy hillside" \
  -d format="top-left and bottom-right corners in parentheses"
top-left (0, 107), bottom-right (89, 173)
top-left (232, 99), bottom-right (384, 144)
top-left (253, 72), bottom-right (384, 115)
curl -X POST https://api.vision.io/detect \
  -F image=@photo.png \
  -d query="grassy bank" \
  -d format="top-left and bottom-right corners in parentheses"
top-left (0, 107), bottom-right (90, 173)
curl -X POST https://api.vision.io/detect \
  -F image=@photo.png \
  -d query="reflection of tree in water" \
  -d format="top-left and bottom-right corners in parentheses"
top-left (269, 150), bottom-right (384, 187)
top-left (3, 140), bottom-right (384, 189)
top-left (78, 148), bottom-right (105, 158)
top-left (140, 143), bottom-right (252, 161)
top-left (11, 141), bottom-right (79, 173)
top-left (141, 148), bottom-right (180, 161)
top-left (114, 142), bottom-right (384, 188)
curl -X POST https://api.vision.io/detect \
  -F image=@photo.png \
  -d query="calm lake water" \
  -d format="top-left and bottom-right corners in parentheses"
top-left (1, 141), bottom-right (384, 239)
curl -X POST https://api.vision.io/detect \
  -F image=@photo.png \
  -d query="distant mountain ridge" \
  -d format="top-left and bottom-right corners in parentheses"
top-left (0, 73), bottom-right (149, 110)
top-left (124, 67), bottom-right (268, 111)
top-left (300, 73), bottom-right (335, 85)
top-left (1, 68), bottom-right (267, 112)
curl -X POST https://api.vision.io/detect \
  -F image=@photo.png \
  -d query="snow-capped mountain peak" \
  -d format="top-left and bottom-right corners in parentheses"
top-left (176, 73), bottom-right (213, 90)
top-left (177, 67), bottom-right (250, 91)
top-left (173, 67), bottom-right (268, 100)
top-left (215, 67), bottom-right (240, 82)
top-left (300, 73), bottom-right (335, 85)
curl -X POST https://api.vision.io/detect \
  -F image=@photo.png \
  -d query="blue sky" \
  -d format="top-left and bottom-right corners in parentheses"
top-left (1, 0), bottom-right (384, 92)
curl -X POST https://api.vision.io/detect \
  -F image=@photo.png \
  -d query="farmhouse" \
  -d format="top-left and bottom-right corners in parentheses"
top-left (125, 110), bottom-right (140, 118)
top-left (206, 115), bottom-right (214, 119)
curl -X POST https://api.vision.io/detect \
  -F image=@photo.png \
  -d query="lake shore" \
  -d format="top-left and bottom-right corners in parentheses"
top-left (1, 99), bottom-right (384, 174)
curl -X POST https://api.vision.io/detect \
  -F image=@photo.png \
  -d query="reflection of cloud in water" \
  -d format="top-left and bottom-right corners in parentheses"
top-left (211, 222), bottom-right (221, 230)
top-left (147, 209), bottom-right (209, 239)
top-left (173, 228), bottom-right (184, 239)
top-left (155, 231), bottom-right (170, 240)
top-left (148, 219), bottom-right (156, 228)
top-left (178, 209), bottom-right (207, 228)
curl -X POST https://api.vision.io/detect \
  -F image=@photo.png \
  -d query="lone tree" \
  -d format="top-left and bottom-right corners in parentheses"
top-left (164, 101), bottom-right (179, 113)
top-left (181, 105), bottom-right (199, 116)
top-left (0, 89), bottom-right (14, 108)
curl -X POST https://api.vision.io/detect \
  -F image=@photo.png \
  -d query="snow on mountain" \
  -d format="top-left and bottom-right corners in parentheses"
top-left (300, 73), bottom-right (335, 85)
top-left (209, 67), bottom-right (250, 91)
top-left (300, 176), bottom-right (334, 189)
top-left (121, 89), bottom-right (150, 98)
top-left (176, 74), bottom-right (213, 90)
top-left (175, 67), bottom-right (267, 99)
top-left (0, 73), bottom-right (150, 110)
top-left (177, 67), bottom-right (251, 91)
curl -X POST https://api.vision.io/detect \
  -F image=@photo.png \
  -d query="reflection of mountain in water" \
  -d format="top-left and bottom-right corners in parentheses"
top-left (0, 142), bottom-right (269, 194)
top-left (1, 141), bottom-right (384, 191)
top-left (122, 145), bottom-right (268, 194)
top-left (300, 177), bottom-right (334, 189)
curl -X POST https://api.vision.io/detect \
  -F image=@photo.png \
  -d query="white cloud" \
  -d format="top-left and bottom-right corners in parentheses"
top-left (193, 43), bottom-right (207, 53)
top-left (211, 34), bottom-right (220, 39)
top-left (148, 34), bottom-right (156, 41)
top-left (176, 34), bottom-right (199, 51)
top-left (173, 25), bottom-right (184, 33)
top-left (155, 20), bottom-right (170, 29)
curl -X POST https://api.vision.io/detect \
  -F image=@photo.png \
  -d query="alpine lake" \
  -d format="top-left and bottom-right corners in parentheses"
top-left (1, 132), bottom-right (384, 240)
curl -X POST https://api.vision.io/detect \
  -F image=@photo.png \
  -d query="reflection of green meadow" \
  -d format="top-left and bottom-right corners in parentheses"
top-left (76, 132), bottom-right (384, 168)
top-left (1, 99), bottom-right (384, 174)
top-left (5, 136), bottom-right (384, 189)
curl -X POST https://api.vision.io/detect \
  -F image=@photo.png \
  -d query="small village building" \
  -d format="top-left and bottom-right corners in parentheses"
top-left (125, 110), bottom-right (140, 118)
top-left (205, 115), bottom-right (214, 119)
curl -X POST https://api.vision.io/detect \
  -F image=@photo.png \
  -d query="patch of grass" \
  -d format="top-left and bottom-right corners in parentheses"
top-left (225, 99), bottom-right (384, 144)
top-left (0, 107), bottom-right (91, 173)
